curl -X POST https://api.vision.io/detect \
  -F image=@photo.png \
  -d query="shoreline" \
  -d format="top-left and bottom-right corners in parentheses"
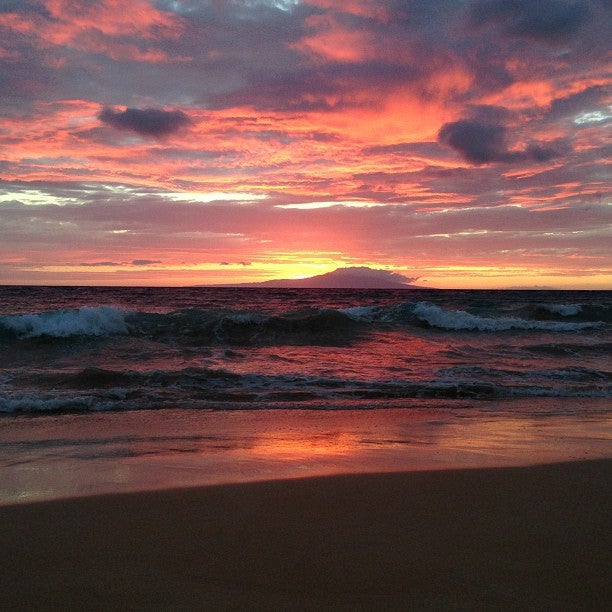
top-left (3, 404), bottom-right (610, 506)
top-left (2, 459), bottom-right (610, 610)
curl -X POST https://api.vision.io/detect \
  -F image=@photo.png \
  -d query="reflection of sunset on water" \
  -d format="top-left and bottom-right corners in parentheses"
top-left (247, 430), bottom-right (360, 460)
top-left (2, 405), bottom-right (610, 504)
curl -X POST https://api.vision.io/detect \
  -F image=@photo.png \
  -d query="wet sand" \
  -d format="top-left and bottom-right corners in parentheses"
top-left (1, 459), bottom-right (611, 611)
top-left (3, 405), bottom-right (611, 506)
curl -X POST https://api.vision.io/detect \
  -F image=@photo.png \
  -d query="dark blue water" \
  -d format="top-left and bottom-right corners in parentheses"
top-left (1, 287), bottom-right (610, 414)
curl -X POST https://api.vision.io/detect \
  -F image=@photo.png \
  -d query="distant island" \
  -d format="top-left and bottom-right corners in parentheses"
top-left (214, 266), bottom-right (423, 289)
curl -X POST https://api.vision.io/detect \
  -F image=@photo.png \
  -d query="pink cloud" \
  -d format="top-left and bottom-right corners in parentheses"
top-left (0, 0), bottom-right (609, 287)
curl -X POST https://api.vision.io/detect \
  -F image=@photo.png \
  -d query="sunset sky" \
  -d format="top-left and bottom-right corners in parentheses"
top-left (1, 0), bottom-right (610, 288)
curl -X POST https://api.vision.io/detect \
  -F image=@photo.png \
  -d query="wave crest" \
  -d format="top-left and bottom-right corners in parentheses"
top-left (411, 302), bottom-right (599, 332)
top-left (1, 306), bottom-right (128, 338)
top-left (0, 299), bottom-right (605, 345)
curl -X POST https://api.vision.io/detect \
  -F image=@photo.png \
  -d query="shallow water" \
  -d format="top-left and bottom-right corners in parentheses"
top-left (1, 287), bottom-right (610, 503)
top-left (1, 402), bottom-right (611, 504)
top-left (1, 287), bottom-right (610, 413)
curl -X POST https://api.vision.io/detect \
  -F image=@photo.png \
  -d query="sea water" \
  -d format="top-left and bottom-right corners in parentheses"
top-left (1, 286), bottom-right (610, 502)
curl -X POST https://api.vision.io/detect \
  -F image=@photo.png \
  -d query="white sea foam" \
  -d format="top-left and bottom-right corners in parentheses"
top-left (341, 305), bottom-right (381, 320)
top-left (0, 393), bottom-right (97, 413)
top-left (1, 306), bottom-right (128, 338)
top-left (413, 302), bottom-right (596, 332)
top-left (540, 303), bottom-right (582, 316)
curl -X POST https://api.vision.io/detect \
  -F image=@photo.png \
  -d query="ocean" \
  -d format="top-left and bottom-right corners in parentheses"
top-left (1, 286), bottom-right (611, 502)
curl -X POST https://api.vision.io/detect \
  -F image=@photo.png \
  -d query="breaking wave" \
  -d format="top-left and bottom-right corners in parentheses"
top-left (409, 302), bottom-right (599, 332)
top-left (1, 289), bottom-right (609, 415)
top-left (0, 300), bottom-right (605, 345)
top-left (0, 306), bottom-right (128, 339)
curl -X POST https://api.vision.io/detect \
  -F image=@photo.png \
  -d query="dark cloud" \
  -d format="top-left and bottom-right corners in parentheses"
top-left (523, 141), bottom-right (571, 162)
top-left (132, 259), bottom-right (162, 266)
top-left (98, 107), bottom-right (192, 137)
top-left (208, 59), bottom-right (425, 112)
top-left (311, 132), bottom-right (341, 143)
top-left (79, 261), bottom-right (122, 267)
top-left (545, 85), bottom-right (609, 121)
top-left (438, 120), bottom-right (509, 164)
top-left (438, 119), bottom-right (570, 165)
top-left (467, 0), bottom-right (591, 42)
top-left (464, 105), bottom-right (516, 124)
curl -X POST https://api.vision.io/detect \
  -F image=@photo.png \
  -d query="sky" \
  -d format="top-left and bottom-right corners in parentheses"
top-left (0, 0), bottom-right (610, 288)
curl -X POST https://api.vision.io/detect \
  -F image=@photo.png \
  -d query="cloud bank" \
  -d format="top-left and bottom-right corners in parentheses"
top-left (0, 0), bottom-right (609, 288)
top-left (467, 0), bottom-right (591, 42)
top-left (438, 118), bottom-right (570, 165)
top-left (98, 107), bottom-right (192, 137)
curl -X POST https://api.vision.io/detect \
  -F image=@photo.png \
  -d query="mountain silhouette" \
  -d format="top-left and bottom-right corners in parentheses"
top-left (218, 267), bottom-right (422, 288)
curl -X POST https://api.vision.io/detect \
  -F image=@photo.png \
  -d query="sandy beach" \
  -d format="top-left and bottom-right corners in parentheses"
top-left (1, 459), bottom-right (610, 611)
